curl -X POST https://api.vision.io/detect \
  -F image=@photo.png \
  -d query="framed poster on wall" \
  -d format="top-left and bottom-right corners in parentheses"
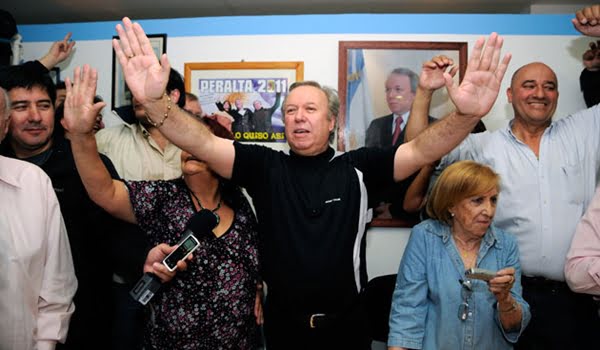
top-left (184, 61), bottom-right (304, 142)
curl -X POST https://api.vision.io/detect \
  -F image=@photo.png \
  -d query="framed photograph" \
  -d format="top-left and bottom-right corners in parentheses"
top-left (338, 40), bottom-right (468, 227)
top-left (184, 61), bottom-right (304, 142)
top-left (49, 67), bottom-right (60, 84)
top-left (111, 34), bottom-right (166, 110)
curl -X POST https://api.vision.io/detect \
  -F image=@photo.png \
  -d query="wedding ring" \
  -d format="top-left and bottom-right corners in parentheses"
top-left (128, 54), bottom-right (135, 59)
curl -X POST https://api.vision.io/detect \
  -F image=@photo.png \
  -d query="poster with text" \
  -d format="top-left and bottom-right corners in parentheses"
top-left (185, 62), bottom-right (304, 143)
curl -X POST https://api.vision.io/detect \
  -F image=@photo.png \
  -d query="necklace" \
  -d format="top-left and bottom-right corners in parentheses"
top-left (454, 235), bottom-right (480, 252)
top-left (190, 190), bottom-right (222, 224)
top-left (453, 236), bottom-right (480, 269)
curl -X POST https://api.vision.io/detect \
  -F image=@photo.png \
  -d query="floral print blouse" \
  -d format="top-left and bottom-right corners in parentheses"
top-left (126, 178), bottom-right (260, 350)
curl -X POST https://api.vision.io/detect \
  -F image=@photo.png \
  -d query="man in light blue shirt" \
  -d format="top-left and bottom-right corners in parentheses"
top-left (405, 57), bottom-right (600, 349)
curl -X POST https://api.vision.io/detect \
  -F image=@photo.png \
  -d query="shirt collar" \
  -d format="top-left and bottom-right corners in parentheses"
top-left (393, 111), bottom-right (410, 128)
top-left (505, 118), bottom-right (554, 141)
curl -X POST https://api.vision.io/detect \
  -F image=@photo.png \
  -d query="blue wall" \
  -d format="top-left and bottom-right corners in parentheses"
top-left (19, 13), bottom-right (580, 42)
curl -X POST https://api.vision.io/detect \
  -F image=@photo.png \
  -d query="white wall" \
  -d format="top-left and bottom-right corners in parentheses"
top-left (19, 23), bottom-right (591, 280)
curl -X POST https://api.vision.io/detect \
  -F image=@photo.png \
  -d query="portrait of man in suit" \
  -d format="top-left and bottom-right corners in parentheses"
top-left (365, 68), bottom-right (436, 148)
top-left (339, 43), bottom-right (465, 224)
top-left (365, 67), bottom-right (436, 220)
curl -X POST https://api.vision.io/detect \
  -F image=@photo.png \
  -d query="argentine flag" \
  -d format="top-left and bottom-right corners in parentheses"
top-left (345, 49), bottom-right (373, 150)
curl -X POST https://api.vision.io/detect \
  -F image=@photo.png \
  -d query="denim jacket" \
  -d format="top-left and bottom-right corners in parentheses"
top-left (388, 219), bottom-right (531, 350)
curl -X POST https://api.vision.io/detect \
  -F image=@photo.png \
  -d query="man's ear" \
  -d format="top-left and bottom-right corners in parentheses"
top-left (506, 87), bottom-right (513, 103)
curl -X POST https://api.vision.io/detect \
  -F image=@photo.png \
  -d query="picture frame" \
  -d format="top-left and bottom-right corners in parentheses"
top-left (184, 61), bottom-right (304, 143)
top-left (111, 34), bottom-right (166, 110)
top-left (48, 67), bottom-right (60, 84)
top-left (338, 40), bottom-right (468, 227)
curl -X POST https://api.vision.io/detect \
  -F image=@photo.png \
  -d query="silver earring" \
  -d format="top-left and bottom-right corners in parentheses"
top-left (450, 212), bottom-right (455, 217)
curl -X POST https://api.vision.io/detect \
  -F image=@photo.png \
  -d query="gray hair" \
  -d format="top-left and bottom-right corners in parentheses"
top-left (282, 81), bottom-right (339, 143)
top-left (388, 67), bottom-right (419, 93)
top-left (0, 87), bottom-right (10, 120)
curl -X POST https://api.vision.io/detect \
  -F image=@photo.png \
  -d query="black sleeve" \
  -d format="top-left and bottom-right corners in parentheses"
top-left (231, 142), bottom-right (275, 195)
top-left (345, 146), bottom-right (396, 191)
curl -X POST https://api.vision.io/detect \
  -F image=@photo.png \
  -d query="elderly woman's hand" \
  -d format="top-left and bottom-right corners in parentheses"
top-left (488, 267), bottom-right (516, 303)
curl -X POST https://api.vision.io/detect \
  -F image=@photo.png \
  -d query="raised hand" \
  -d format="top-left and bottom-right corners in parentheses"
top-left (39, 32), bottom-right (76, 69)
top-left (419, 55), bottom-right (458, 92)
top-left (61, 65), bottom-right (105, 136)
top-left (582, 40), bottom-right (600, 70)
top-left (113, 17), bottom-right (170, 106)
top-left (573, 5), bottom-right (600, 37)
top-left (445, 33), bottom-right (511, 118)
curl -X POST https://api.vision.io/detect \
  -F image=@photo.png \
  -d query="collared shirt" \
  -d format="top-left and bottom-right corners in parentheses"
top-left (388, 220), bottom-right (530, 350)
top-left (391, 111), bottom-right (410, 135)
top-left (439, 104), bottom-right (600, 281)
top-left (565, 185), bottom-right (600, 295)
top-left (95, 122), bottom-right (182, 181)
top-left (0, 156), bottom-right (77, 350)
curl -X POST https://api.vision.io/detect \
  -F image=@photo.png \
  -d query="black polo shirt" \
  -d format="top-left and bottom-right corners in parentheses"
top-left (232, 142), bottom-right (395, 313)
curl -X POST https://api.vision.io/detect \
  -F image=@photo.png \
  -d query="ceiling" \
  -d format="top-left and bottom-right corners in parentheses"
top-left (4, 0), bottom-right (597, 25)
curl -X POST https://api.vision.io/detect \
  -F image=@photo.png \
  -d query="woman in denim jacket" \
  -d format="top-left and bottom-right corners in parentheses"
top-left (388, 161), bottom-right (530, 350)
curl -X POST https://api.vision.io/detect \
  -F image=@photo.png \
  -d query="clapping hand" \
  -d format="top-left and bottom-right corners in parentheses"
top-left (573, 5), bottom-right (600, 37)
top-left (445, 33), bottom-right (511, 119)
top-left (112, 17), bottom-right (170, 107)
top-left (61, 65), bottom-right (105, 137)
top-left (420, 55), bottom-right (458, 92)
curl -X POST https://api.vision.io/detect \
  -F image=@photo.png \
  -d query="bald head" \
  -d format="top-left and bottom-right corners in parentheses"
top-left (510, 62), bottom-right (557, 89)
top-left (507, 62), bottom-right (559, 126)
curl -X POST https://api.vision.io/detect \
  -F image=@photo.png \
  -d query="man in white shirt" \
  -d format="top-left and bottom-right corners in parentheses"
top-left (0, 86), bottom-right (77, 350)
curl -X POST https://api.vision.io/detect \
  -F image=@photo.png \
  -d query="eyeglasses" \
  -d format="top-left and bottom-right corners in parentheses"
top-left (458, 279), bottom-right (473, 321)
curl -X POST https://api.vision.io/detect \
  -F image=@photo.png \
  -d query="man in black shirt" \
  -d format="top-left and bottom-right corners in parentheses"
top-left (88, 18), bottom-right (511, 349)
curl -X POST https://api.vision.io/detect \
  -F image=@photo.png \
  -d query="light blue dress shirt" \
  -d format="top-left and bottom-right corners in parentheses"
top-left (388, 220), bottom-right (530, 350)
top-left (438, 105), bottom-right (600, 281)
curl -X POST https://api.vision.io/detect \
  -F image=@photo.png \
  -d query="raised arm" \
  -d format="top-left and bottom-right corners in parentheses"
top-left (573, 5), bottom-right (600, 37)
top-left (38, 32), bottom-right (76, 70)
top-left (404, 55), bottom-right (457, 142)
top-left (113, 18), bottom-right (235, 178)
top-left (62, 65), bottom-right (136, 223)
top-left (394, 33), bottom-right (511, 181)
top-left (402, 163), bottom-right (435, 213)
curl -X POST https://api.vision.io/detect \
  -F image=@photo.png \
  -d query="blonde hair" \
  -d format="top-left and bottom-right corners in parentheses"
top-left (426, 160), bottom-right (500, 225)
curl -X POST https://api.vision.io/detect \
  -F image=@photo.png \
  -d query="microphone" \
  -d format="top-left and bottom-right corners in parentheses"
top-left (129, 209), bottom-right (219, 305)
